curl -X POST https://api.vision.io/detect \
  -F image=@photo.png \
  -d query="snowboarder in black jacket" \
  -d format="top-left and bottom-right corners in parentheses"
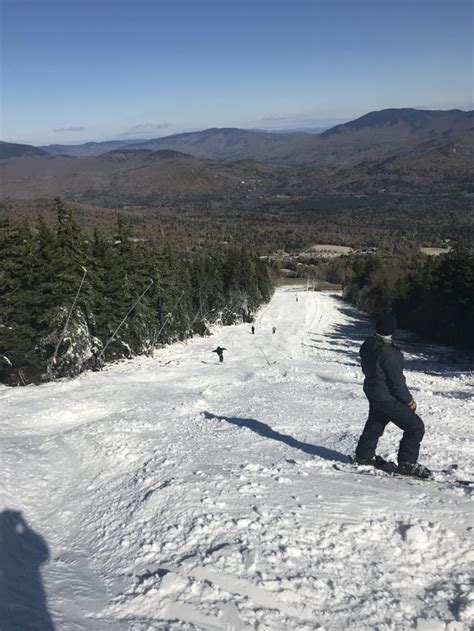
top-left (355, 314), bottom-right (431, 479)
top-left (213, 346), bottom-right (226, 362)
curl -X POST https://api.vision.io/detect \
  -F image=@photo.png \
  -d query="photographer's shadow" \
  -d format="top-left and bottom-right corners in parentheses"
top-left (0, 510), bottom-right (54, 630)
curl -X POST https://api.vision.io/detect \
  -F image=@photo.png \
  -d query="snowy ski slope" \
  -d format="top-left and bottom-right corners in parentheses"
top-left (1, 288), bottom-right (473, 630)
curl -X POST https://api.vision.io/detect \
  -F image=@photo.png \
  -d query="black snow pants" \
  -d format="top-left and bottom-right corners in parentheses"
top-left (355, 400), bottom-right (425, 464)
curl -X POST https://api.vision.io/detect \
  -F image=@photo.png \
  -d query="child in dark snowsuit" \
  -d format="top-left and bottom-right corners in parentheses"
top-left (213, 346), bottom-right (226, 362)
top-left (355, 314), bottom-right (431, 479)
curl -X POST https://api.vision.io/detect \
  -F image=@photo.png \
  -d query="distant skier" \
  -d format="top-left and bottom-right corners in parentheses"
top-left (355, 314), bottom-right (431, 479)
top-left (296, 296), bottom-right (298, 302)
top-left (212, 346), bottom-right (226, 363)
top-left (272, 326), bottom-right (276, 334)
top-left (251, 325), bottom-right (255, 334)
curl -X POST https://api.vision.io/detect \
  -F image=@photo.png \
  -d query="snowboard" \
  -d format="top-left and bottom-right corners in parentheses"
top-left (333, 456), bottom-right (472, 489)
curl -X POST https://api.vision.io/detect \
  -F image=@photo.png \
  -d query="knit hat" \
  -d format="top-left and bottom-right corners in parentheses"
top-left (375, 314), bottom-right (397, 336)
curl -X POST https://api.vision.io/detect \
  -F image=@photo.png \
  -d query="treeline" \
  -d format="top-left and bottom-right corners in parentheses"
top-left (0, 199), bottom-right (273, 385)
top-left (341, 245), bottom-right (474, 348)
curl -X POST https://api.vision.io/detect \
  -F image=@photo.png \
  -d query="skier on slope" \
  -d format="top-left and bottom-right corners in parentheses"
top-left (212, 346), bottom-right (226, 363)
top-left (355, 314), bottom-right (432, 479)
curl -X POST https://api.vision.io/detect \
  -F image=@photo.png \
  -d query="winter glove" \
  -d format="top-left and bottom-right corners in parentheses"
top-left (407, 400), bottom-right (417, 411)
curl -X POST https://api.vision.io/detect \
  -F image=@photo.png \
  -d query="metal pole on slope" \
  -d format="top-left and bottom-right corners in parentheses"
top-left (259, 347), bottom-right (272, 367)
top-left (52, 265), bottom-right (88, 366)
top-left (154, 290), bottom-right (185, 344)
top-left (97, 278), bottom-right (154, 363)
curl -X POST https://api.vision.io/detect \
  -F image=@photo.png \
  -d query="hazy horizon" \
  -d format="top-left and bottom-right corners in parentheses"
top-left (1, 107), bottom-right (468, 149)
top-left (33, 118), bottom-right (349, 147)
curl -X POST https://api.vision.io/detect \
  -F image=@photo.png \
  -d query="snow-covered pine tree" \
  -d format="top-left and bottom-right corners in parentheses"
top-left (1, 203), bottom-right (274, 384)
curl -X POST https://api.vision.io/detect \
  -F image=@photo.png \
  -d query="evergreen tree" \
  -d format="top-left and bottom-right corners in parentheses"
top-left (1, 208), bottom-right (275, 384)
top-left (0, 219), bottom-right (38, 381)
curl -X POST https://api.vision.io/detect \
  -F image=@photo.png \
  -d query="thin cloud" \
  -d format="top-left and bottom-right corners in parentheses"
top-left (260, 116), bottom-right (291, 122)
top-left (130, 123), bottom-right (170, 130)
top-left (53, 126), bottom-right (86, 132)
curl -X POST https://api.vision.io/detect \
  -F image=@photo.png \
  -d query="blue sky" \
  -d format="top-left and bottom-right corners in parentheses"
top-left (1, 0), bottom-right (472, 145)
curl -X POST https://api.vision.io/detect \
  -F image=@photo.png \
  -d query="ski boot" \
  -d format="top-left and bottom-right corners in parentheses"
top-left (353, 455), bottom-right (398, 474)
top-left (398, 462), bottom-right (433, 480)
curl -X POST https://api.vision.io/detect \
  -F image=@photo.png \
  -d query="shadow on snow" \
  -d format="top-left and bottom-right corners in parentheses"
top-left (0, 510), bottom-right (55, 630)
top-left (202, 411), bottom-right (348, 463)
top-left (314, 296), bottom-right (474, 376)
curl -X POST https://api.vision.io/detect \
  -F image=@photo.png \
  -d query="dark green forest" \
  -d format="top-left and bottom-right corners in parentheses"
top-left (0, 199), bottom-right (273, 385)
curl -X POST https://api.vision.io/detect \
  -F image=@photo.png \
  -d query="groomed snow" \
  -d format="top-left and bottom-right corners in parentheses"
top-left (1, 289), bottom-right (473, 630)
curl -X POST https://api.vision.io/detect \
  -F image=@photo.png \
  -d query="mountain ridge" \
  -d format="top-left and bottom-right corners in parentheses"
top-left (321, 108), bottom-right (473, 136)
top-left (0, 141), bottom-right (48, 159)
top-left (15, 107), bottom-right (470, 167)
top-left (29, 108), bottom-right (473, 166)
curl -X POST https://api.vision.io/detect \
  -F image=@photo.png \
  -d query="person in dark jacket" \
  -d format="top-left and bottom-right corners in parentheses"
top-left (355, 314), bottom-right (431, 479)
top-left (213, 346), bottom-right (226, 362)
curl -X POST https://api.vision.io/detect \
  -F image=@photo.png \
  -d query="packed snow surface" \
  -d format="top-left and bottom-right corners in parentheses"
top-left (1, 289), bottom-right (473, 630)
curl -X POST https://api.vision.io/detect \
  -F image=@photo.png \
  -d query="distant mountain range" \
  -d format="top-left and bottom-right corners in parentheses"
top-left (2, 108), bottom-right (472, 166)
top-left (1, 108), bottom-right (472, 208)
top-left (29, 107), bottom-right (472, 166)
top-left (122, 109), bottom-right (473, 167)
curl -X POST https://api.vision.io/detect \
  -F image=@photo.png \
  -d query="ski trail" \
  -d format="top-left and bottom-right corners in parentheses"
top-left (1, 288), bottom-right (473, 630)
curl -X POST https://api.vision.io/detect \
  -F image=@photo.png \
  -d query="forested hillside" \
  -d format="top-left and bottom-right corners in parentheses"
top-left (0, 199), bottom-right (273, 385)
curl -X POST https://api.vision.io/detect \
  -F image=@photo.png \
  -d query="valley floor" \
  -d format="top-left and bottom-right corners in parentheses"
top-left (1, 289), bottom-right (473, 630)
